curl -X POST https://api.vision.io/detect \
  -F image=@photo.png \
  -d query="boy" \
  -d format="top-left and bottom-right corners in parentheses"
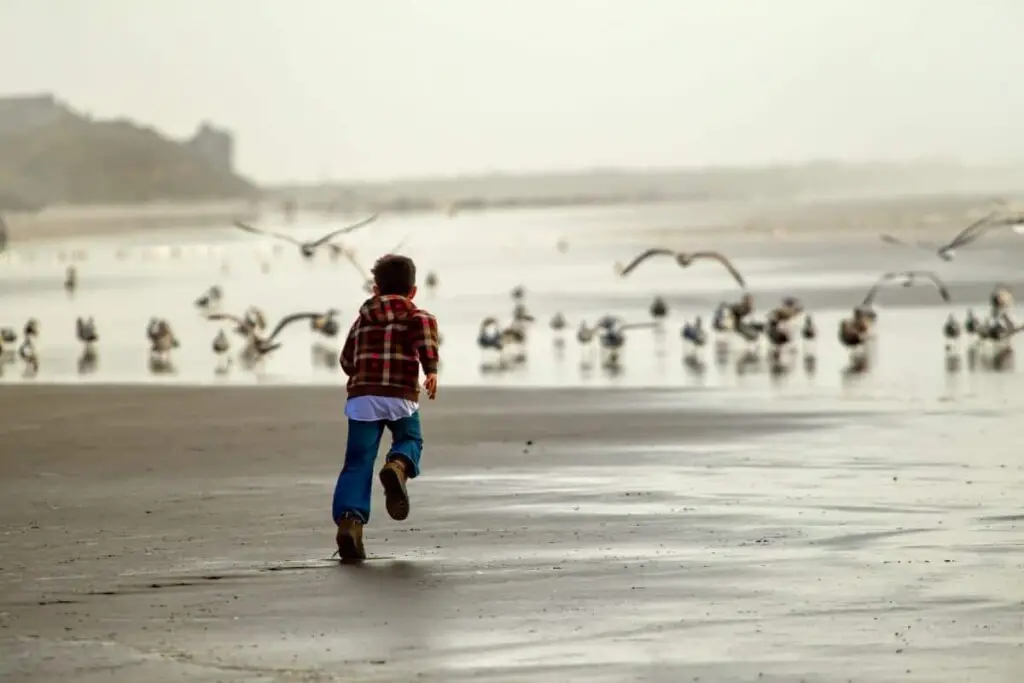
top-left (334, 253), bottom-right (440, 561)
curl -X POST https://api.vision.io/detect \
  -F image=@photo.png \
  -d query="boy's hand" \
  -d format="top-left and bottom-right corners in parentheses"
top-left (423, 373), bottom-right (438, 399)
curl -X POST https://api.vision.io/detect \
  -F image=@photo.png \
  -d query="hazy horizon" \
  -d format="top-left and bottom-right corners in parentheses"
top-left (3, 1), bottom-right (1023, 185)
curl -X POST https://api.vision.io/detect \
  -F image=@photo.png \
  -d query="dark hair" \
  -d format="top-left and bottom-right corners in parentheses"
top-left (372, 254), bottom-right (417, 295)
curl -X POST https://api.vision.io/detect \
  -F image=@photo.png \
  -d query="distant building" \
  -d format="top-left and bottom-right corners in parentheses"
top-left (188, 122), bottom-right (234, 174)
top-left (0, 93), bottom-right (72, 135)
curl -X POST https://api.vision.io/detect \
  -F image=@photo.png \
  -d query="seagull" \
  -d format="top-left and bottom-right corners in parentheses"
top-left (512, 302), bottom-right (535, 324)
top-left (943, 313), bottom-right (962, 354)
top-left (256, 310), bottom-right (344, 353)
top-left (860, 270), bottom-right (952, 310)
top-left (76, 317), bottom-right (98, 347)
top-left (477, 317), bottom-right (504, 351)
top-left (339, 234), bottom-right (412, 293)
top-left (801, 314), bottom-right (816, 342)
top-left (18, 336), bottom-right (38, 374)
top-left (205, 312), bottom-right (280, 356)
top-left (146, 318), bottom-right (180, 361)
top-left (598, 319), bottom-right (658, 367)
top-left (195, 285), bottom-right (223, 311)
top-left (231, 214), bottom-right (379, 259)
top-left (212, 329), bottom-right (230, 356)
top-left (649, 296), bottom-right (669, 321)
top-left (838, 307), bottom-right (874, 351)
top-left (965, 309), bottom-right (980, 338)
top-left (681, 316), bottom-right (707, 349)
top-left (311, 309), bottom-right (341, 338)
top-left (616, 248), bottom-right (746, 288)
top-left (879, 200), bottom-right (1024, 261)
top-left (768, 297), bottom-right (804, 324)
top-left (576, 320), bottom-right (596, 345)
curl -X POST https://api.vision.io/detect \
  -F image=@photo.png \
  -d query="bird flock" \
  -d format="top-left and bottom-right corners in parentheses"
top-left (1, 201), bottom-right (1022, 382)
top-left (473, 202), bottom-right (1024, 378)
top-left (0, 213), bottom-right (446, 379)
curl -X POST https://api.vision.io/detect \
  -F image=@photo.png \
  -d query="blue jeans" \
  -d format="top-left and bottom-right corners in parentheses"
top-left (331, 412), bottom-right (423, 524)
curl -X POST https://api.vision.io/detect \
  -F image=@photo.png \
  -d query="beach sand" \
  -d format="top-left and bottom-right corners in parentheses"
top-left (2, 385), bottom-right (1021, 682)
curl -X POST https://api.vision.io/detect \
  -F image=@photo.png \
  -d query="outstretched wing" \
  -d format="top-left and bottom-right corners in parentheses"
top-left (861, 270), bottom-right (950, 307)
top-left (880, 233), bottom-right (939, 251)
top-left (265, 312), bottom-right (322, 344)
top-left (906, 269), bottom-right (952, 303)
top-left (232, 221), bottom-right (301, 246)
top-left (943, 199), bottom-right (1009, 249)
top-left (619, 322), bottom-right (659, 332)
top-left (617, 248), bottom-right (676, 277)
top-left (340, 250), bottom-right (371, 282)
top-left (308, 214), bottom-right (381, 247)
top-left (690, 251), bottom-right (747, 289)
top-left (860, 271), bottom-right (903, 307)
top-left (386, 232), bottom-right (412, 254)
top-left (204, 312), bottom-right (247, 327)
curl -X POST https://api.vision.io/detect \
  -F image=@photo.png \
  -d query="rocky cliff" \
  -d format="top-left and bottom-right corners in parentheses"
top-left (0, 102), bottom-right (258, 209)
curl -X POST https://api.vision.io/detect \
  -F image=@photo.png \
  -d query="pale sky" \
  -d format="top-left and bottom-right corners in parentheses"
top-left (1, 1), bottom-right (1022, 184)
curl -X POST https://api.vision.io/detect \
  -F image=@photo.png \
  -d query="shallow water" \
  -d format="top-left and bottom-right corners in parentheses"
top-left (2, 204), bottom-right (1023, 414)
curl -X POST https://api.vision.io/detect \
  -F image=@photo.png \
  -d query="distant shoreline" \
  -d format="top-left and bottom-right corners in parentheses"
top-left (2, 176), bottom-right (1022, 247)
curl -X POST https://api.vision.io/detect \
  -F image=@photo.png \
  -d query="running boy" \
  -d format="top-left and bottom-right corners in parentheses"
top-left (334, 254), bottom-right (439, 561)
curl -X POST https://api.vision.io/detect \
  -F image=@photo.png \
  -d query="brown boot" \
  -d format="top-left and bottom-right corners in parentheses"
top-left (335, 514), bottom-right (366, 561)
top-left (378, 457), bottom-right (410, 521)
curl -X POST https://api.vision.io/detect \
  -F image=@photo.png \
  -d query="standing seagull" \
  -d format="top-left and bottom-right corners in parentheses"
top-left (943, 313), bottom-right (962, 371)
top-left (205, 312), bottom-right (281, 364)
top-left (549, 312), bottom-right (568, 348)
top-left (231, 214), bottom-right (379, 260)
top-left (75, 317), bottom-right (99, 374)
top-left (212, 329), bottom-right (232, 373)
top-left (18, 336), bottom-right (38, 376)
top-left (195, 285), bottom-right (223, 312)
top-left (596, 318), bottom-right (658, 369)
top-left (681, 316), bottom-right (707, 368)
top-left (649, 296), bottom-right (669, 322)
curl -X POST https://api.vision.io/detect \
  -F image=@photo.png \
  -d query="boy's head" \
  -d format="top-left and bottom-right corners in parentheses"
top-left (371, 254), bottom-right (417, 298)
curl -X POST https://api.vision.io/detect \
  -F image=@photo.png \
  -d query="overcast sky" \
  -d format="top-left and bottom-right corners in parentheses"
top-left (1, 1), bottom-right (1022, 183)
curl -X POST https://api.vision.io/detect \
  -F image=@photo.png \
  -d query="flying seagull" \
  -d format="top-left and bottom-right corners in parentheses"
top-left (616, 248), bottom-right (747, 288)
top-left (879, 200), bottom-right (1023, 261)
top-left (861, 270), bottom-right (951, 309)
top-left (232, 214), bottom-right (380, 259)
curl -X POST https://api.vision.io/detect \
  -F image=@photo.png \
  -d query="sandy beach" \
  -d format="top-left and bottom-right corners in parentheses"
top-left (2, 385), bottom-right (1022, 682)
top-left (2, 194), bottom-right (1024, 681)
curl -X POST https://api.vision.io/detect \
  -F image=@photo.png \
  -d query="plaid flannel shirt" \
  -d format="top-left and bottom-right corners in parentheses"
top-left (340, 295), bottom-right (439, 401)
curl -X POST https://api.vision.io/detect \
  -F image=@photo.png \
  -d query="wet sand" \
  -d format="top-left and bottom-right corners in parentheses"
top-left (2, 385), bottom-right (1022, 682)
top-left (2, 202), bottom-right (264, 245)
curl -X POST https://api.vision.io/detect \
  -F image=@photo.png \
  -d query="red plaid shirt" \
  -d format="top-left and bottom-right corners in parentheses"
top-left (340, 295), bottom-right (440, 401)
